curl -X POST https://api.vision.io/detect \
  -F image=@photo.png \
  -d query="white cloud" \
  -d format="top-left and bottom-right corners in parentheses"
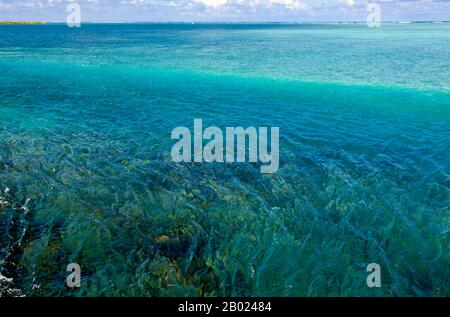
top-left (268, 0), bottom-right (307, 10)
top-left (196, 0), bottom-right (228, 7)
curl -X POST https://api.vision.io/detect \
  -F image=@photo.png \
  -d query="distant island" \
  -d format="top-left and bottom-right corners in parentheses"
top-left (0, 21), bottom-right (46, 25)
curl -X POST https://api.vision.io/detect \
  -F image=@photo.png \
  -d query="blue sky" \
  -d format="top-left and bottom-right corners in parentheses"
top-left (0, 0), bottom-right (449, 22)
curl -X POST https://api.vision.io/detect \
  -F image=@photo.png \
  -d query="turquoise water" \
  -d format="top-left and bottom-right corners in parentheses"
top-left (0, 23), bottom-right (449, 296)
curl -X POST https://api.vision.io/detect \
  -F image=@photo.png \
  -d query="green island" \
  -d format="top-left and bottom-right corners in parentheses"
top-left (0, 21), bottom-right (46, 25)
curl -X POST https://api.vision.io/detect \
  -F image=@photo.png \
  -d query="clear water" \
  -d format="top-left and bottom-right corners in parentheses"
top-left (0, 23), bottom-right (449, 296)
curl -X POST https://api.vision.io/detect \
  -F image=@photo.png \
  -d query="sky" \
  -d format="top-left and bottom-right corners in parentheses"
top-left (0, 0), bottom-right (449, 22)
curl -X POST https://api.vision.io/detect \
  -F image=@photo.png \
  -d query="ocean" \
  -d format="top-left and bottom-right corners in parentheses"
top-left (0, 23), bottom-right (449, 296)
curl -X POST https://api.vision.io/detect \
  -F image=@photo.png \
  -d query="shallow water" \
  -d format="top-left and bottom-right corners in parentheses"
top-left (0, 23), bottom-right (449, 296)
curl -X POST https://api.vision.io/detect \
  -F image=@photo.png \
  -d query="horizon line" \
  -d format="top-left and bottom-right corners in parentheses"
top-left (2, 20), bottom-right (449, 24)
